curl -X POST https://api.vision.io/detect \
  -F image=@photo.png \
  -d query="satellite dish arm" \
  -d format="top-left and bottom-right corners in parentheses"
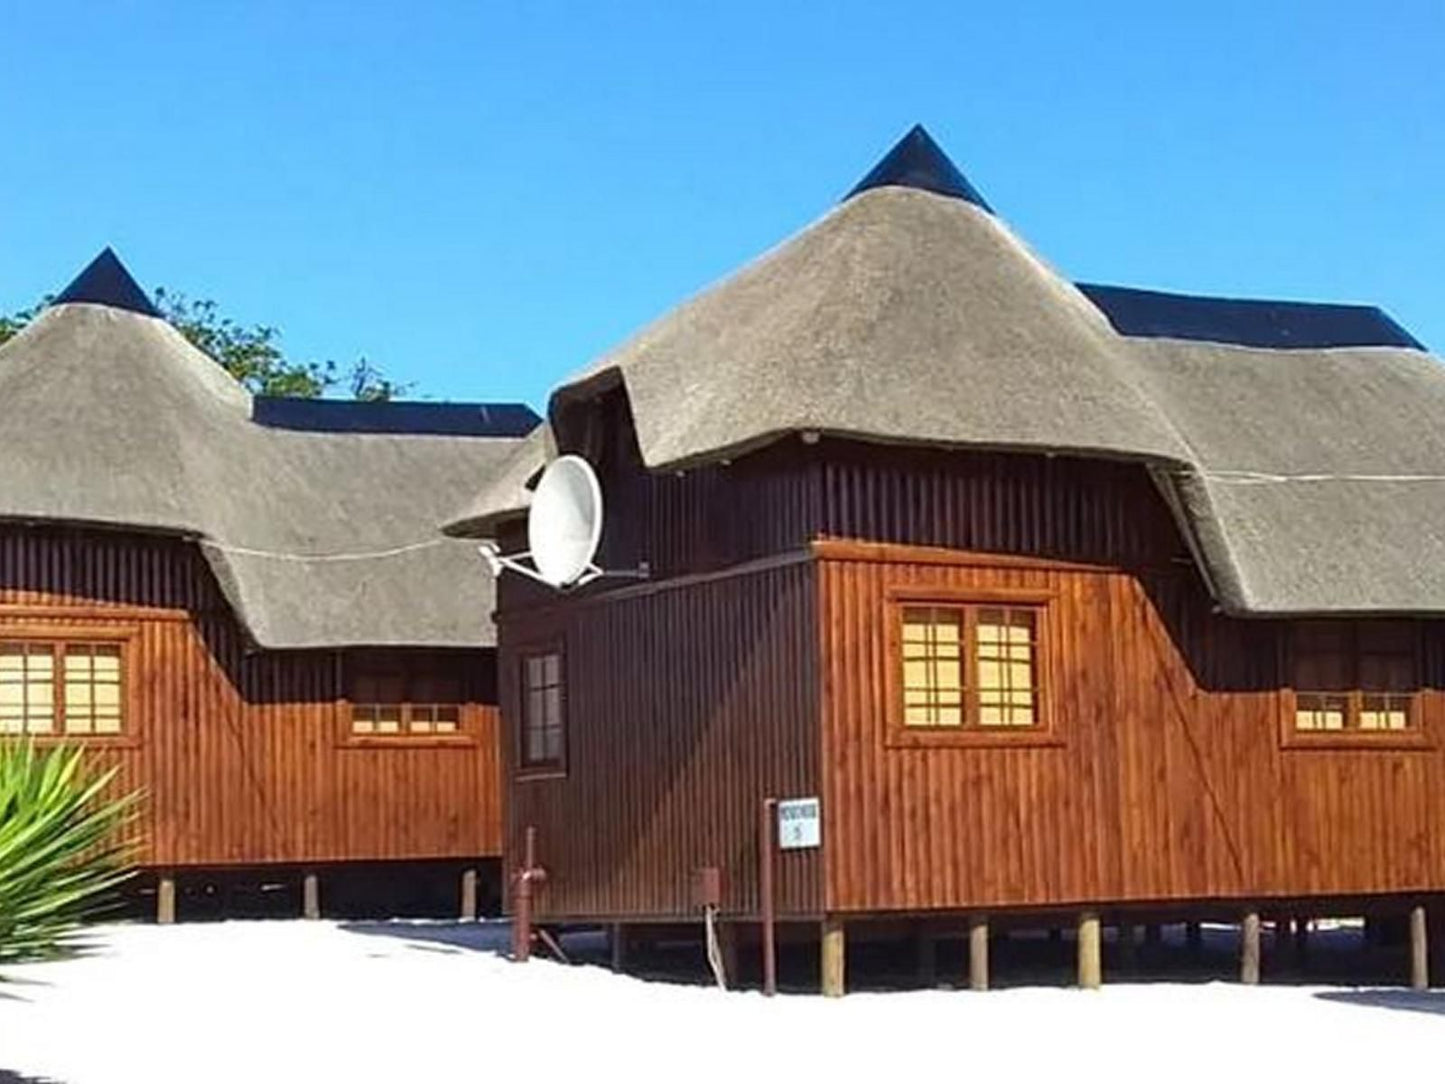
top-left (478, 542), bottom-right (642, 590)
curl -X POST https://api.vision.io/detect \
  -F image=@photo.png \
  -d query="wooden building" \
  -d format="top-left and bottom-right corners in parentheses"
top-left (0, 250), bottom-right (535, 919)
top-left (449, 127), bottom-right (1445, 991)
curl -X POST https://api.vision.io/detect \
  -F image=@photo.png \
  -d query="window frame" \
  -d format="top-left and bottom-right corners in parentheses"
top-left (884, 586), bottom-right (1061, 749)
top-left (1280, 621), bottom-right (1433, 751)
top-left (0, 625), bottom-right (138, 747)
top-left (516, 641), bottom-right (567, 778)
top-left (339, 652), bottom-right (476, 749)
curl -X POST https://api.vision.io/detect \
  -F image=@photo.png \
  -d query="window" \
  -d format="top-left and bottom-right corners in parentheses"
top-left (898, 604), bottom-right (1042, 731)
top-left (1290, 621), bottom-right (1418, 734)
top-left (519, 649), bottom-right (564, 771)
top-left (349, 665), bottom-right (462, 736)
top-left (0, 641), bottom-right (124, 736)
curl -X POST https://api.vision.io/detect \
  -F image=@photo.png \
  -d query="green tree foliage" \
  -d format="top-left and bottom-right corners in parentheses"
top-left (0, 743), bottom-right (141, 963)
top-left (0, 289), bottom-right (407, 400)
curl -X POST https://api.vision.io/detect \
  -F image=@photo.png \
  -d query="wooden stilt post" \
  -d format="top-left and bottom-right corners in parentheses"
top-left (915, 928), bottom-right (937, 987)
top-left (610, 923), bottom-right (628, 973)
top-left (968, 915), bottom-right (989, 992)
top-left (460, 867), bottom-right (479, 922)
top-left (1185, 921), bottom-right (1203, 953)
top-left (1428, 904), bottom-right (1445, 987)
top-left (1410, 905), bottom-right (1429, 991)
top-left (1292, 915), bottom-right (1309, 962)
top-left (1240, 911), bottom-right (1261, 985)
top-left (719, 921), bottom-right (740, 988)
top-left (156, 874), bottom-right (176, 925)
top-left (1143, 923), bottom-right (1162, 950)
top-left (1078, 912), bottom-right (1102, 990)
top-left (1118, 921), bottom-right (1137, 971)
top-left (303, 872), bottom-right (320, 920)
top-left (821, 918), bottom-right (846, 998)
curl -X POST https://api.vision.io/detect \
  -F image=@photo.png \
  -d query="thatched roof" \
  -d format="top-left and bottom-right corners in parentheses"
top-left (452, 126), bottom-right (1445, 616)
top-left (0, 251), bottom-right (537, 649)
top-left (443, 422), bottom-right (555, 539)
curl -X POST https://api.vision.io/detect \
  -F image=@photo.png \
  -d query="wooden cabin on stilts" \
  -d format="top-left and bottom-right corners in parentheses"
top-left (450, 126), bottom-right (1445, 994)
top-left (0, 250), bottom-right (536, 920)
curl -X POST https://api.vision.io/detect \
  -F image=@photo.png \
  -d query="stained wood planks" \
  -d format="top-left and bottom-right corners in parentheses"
top-left (0, 525), bottom-right (502, 868)
top-left (501, 560), bottom-right (822, 922)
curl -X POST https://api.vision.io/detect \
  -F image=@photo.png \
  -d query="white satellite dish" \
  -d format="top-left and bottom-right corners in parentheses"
top-left (479, 454), bottom-right (643, 590)
top-left (529, 455), bottom-right (604, 587)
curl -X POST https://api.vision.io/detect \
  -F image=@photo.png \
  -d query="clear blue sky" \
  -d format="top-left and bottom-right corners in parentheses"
top-left (2, 2), bottom-right (1441, 407)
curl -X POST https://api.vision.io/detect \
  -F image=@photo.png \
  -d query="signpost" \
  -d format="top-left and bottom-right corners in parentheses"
top-left (760, 795), bottom-right (821, 997)
top-left (777, 797), bottom-right (821, 850)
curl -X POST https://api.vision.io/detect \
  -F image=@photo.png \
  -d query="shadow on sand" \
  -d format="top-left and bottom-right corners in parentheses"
top-left (338, 920), bottom-right (609, 962)
top-left (1315, 989), bottom-right (1445, 1017)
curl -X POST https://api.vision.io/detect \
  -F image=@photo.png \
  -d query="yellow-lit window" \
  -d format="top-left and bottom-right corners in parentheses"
top-left (1291, 622), bottom-right (1417, 733)
top-left (0, 641), bottom-right (125, 737)
top-left (0, 642), bottom-right (55, 735)
top-left (976, 609), bottom-right (1038, 727)
top-left (901, 607), bottom-right (964, 727)
top-left (898, 605), bottom-right (1041, 730)
top-left (63, 644), bottom-right (123, 735)
top-left (350, 667), bottom-right (464, 737)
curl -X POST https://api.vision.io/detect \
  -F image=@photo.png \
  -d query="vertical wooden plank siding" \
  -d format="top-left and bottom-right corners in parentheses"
top-left (0, 526), bottom-right (502, 867)
top-left (818, 549), bottom-right (1445, 914)
top-left (500, 560), bottom-right (822, 922)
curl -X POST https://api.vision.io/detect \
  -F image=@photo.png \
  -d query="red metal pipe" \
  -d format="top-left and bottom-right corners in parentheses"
top-left (760, 797), bottom-right (777, 996)
top-left (512, 825), bottom-right (547, 962)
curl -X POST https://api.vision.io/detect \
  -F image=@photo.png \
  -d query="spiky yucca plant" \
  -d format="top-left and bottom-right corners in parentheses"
top-left (0, 742), bottom-right (141, 963)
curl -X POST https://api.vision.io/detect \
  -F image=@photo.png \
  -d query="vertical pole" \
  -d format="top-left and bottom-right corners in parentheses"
top-left (719, 921), bottom-right (740, 988)
top-left (820, 918), bottom-right (846, 998)
top-left (1078, 912), bottom-right (1102, 990)
top-left (759, 797), bottom-right (777, 997)
top-left (915, 928), bottom-right (938, 987)
top-left (1240, 911), bottom-right (1261, 985)
top-left (511, 826), bottom-right (542, 962)
top-left (1185, 921), bottom-right (1203, 953)
top-left (1292, 915), bottom-right (1309, 962)
top-left (1080, 913), bottom-right (1098, 988)
top-left (1410, 905), bottom-right (1429, 991)
top-left (460, 867), bottom-right (479, 922)
top-left (1118, 921), bottom-right (1137, 971)
top-left (303, 873), bottom-right (320, 920)
top-left (968, 915), bottom-right (990, 991)
top-left (609, 923), bottom-right (628, 973)
top-left (1143, 923), bottom-right (1162, 949)
top-left (156, 874), bottom-right (176, 925)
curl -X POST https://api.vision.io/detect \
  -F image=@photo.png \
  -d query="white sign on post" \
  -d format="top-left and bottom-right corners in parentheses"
top-left (777, 797), bottom-right (821, 850)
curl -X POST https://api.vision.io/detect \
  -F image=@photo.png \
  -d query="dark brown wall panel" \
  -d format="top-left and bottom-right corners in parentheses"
top-left (500, 559), bottom-right (821, 922)
top-left (0, 526), bottom-right (501, 868)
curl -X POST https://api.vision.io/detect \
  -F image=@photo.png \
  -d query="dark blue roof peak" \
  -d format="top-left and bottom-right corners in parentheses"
top-left (844, 124), bottom-right (993, 212)
top-left (53, 248), bottom-right (161, 318)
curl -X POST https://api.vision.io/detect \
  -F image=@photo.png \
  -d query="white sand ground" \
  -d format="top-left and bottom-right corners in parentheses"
top-left (0, 921), bottom-right (1440, 1084)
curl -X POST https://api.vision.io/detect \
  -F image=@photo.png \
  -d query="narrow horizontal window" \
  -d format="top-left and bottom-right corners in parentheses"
top-left (348, 664), bottom-right (465, 738)
top-left (1290, 621), bottom-right (1419, 735)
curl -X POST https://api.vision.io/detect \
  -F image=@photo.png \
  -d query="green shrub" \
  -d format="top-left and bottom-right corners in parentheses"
top-left (0, 742), bottom-right (141, 963)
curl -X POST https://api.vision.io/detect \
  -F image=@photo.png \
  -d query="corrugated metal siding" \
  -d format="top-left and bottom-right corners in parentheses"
top-left (501, 559), bottom-right (821, 922)
top-left (818, 445), bottom-right (1186, 568)
top-left (0, 526), bottom-right (501, 868)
